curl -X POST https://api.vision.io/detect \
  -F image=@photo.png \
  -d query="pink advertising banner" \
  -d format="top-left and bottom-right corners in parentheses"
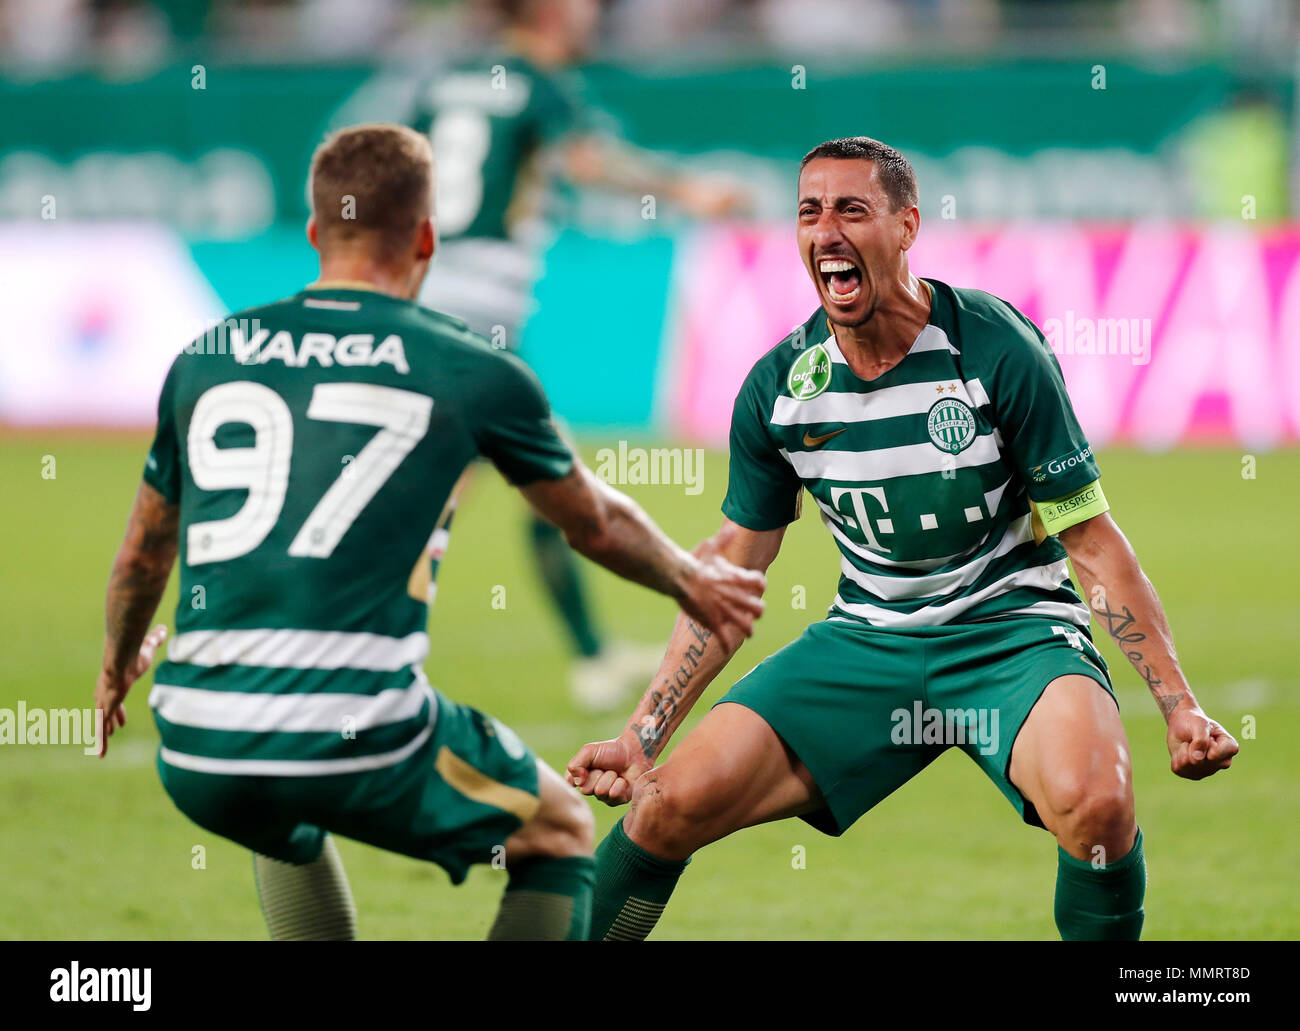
top-left (668, 223), bottom-right (1300, 449)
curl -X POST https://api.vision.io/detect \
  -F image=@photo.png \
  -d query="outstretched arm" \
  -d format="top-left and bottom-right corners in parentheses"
top-left (566, 518), bottom-right (786, 803)
top-left (557, 134), bottom-right (748, 218)
top-left (97, 481), bottom-right (177, 756)
top-left (521, 463), bottom-right (766, 653)
top-left (1060, 511), bottom-right (1238, 780)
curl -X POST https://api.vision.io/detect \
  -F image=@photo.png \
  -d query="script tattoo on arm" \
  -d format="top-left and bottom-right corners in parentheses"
top-left (1091, 596), bottom-right (1185, 721)
top-left (104, 485), bottom-right (178, 679)
top-left (638, 621), bottom-right (712, 762)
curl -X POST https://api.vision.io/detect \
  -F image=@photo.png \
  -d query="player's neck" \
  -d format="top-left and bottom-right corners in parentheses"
top-left (831, 274), bottom-right (932, 381)
top-left (504, 27), bottom-right (572, 68)
top-left (312, 258), bottom-right (418, 301)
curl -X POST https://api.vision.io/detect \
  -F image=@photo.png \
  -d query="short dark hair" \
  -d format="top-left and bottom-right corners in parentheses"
top-left (494, 0), bottom-right (542, 25)
top-left (799, 137), bottom-right (918, 212)
top-left (309, 124), bottom-right (433, 260)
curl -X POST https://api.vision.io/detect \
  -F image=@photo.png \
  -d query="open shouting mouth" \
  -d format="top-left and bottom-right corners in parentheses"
top-left (818, 256), bottom-right (862, 306)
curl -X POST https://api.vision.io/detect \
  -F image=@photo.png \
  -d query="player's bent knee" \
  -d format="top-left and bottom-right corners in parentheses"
top-left (1065, 785), bottom-right (1134, 843)
top-left (550, 784), bottom-right (596, 857)
top-left (1044, 773), bottom-right (1135, 853)
top-left (624, 768), bottom-right (718, 861)
top-left (506, 767), bottom-right (594, 863)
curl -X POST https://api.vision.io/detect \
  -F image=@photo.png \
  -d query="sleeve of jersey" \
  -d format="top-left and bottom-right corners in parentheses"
top-left (474, 352), bottom-right (575, 486)
top-left (533, 71), bottom-right (586, 145)
top-left (720, 377), bottom-right (802, 532)
top-left (993, 319), bottom-right (1102, 495)
top-left (142, 357), bottom-right (182, 504)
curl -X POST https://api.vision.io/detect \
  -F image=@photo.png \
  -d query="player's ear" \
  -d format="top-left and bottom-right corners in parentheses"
top-left (899, 205), bottom-right (920, 252)
top-left (416, 218), bottom-right (435, 262)
top-left (306, 217), bottom-right (319, 250)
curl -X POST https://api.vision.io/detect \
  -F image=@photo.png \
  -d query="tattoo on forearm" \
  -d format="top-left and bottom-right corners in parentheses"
top-left (1092, 596), bottom-right (1182, 720)
top-left (105, 561), bottom-right (170, 675)
top-left (104, 489), bottom-right (178, 676)
top-left (636, 621), bottom-right (712, 762)
top-left (1156, 692), bottom-right (1187, 719)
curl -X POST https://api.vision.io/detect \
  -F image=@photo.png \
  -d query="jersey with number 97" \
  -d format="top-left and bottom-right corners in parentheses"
top-left (141, 286), bottom-right (573, 775)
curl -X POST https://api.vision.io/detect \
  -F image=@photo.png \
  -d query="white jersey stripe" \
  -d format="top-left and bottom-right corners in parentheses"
top-left (302, 298), bottom-right (362, 311)
top-left (836, 514), bottom-right (1034, 602)
top-left (830, 558), bottom-right (1075, 627)
top-left (149, 670), bottom-right (435, 734)
top-left (984, 477), bottom-right (1013, 519)
top-left (823, 323), bottom-right (958, 364)
top-left (166, 628), bottom-right (430, 672)
top-left (769, 377), bottom-right (992, 427)
top-left (784, 432), bottom-right (1002, 482)
top-left (998, 601), bottom-right (1092, 625)
top-left (816, 498), bottom-right (993, 571)
top-left (158, 718), bottom-right (435, 777)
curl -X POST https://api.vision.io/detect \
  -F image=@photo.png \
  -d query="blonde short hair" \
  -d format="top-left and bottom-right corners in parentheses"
top-left (308, 123), bottom-right (434, 260)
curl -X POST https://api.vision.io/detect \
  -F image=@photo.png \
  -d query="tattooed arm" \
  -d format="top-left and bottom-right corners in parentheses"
top-left (567, 519), bottom-right (786, 804)
top-left (556, 135), bottom-right (748, 219)
top-left (95, 481), bottom-right (178, 756)
top-left (1060, 511), bottom-right (1238, 780)
top-left (522, 462), bottom-right (766, 651)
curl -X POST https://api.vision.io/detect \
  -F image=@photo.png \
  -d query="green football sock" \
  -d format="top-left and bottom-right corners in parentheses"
top-left (589, 817), bottom-right (689, 941)
top-left (487, 856), bottom-right (595, 941)
top-left (529, 515), bottom-right (602, 658)
top-left (1054, 827), bottom-right (1146, 941)
top-left (253, 835), bottom-right (357, 941)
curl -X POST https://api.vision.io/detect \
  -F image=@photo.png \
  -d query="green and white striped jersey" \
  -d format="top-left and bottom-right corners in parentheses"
top-left (412, 53), bottom-right (584, 242)
top-left (142, 285), bottom-right (573, 775)
top-left (722, 279), bottom-right (1102, 629)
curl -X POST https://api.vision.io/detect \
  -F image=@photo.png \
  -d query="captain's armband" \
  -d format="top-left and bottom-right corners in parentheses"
top-left (1032, 480), bottom-right (1109, 539)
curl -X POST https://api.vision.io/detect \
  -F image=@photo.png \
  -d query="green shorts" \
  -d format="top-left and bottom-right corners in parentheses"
top-left (157, 688), bottom-right (540, 884)
top-left (716, 616), bottom-right (1115, 835)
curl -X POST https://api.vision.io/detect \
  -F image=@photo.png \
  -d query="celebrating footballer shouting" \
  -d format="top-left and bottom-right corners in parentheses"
top-left (568, 136), bottom-right (1239, 941)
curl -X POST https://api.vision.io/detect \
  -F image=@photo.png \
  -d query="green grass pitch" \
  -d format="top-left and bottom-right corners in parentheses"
top-left (1, 435), bottom-right (1295, 939)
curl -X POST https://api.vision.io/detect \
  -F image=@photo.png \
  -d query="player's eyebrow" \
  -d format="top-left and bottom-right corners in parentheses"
top-left (797, 195), bottom-right (871, 210)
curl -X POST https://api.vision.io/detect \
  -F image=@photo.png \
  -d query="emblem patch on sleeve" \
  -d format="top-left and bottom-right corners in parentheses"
top-left (788, 343), bottom-right (832, 400)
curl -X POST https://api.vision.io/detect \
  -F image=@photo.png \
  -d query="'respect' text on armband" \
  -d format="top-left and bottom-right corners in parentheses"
top-left (1033, 480), bottom-right (1109, 537)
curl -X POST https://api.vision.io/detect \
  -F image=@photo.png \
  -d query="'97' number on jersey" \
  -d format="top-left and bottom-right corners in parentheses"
top-left (185, 381), bottom-right (432, 565)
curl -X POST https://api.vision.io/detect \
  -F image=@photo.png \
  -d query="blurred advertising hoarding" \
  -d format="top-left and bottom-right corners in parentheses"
top-left (3, 222), bottom-right (1299, 450)
top-left (0, 224), bottom-right (225, 426)
top-left (667, 223), bottom-right (1300, 449)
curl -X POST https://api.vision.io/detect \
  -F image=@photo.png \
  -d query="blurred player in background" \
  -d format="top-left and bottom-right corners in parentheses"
top-left (568, 137), bottom-right (1239, 941)
top-left (411, 0), bottom-right (747, 711)
top-left (94, 124), bottom-right (765, 941)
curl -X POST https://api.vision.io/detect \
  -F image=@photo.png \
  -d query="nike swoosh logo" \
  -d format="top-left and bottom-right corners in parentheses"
top-left (802, 427), bottom-right (847, 447)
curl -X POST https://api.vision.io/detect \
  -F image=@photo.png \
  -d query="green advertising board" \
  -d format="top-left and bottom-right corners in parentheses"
top-left (0, 57), bottom-right (1289, 232)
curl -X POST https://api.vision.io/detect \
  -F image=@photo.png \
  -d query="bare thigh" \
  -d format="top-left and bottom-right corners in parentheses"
top-left (1010, 674), bottom-right (1137, 861)
top-left (624, 702), bottom-right (823, 861)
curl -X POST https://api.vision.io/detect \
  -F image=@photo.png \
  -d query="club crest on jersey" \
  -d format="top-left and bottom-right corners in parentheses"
top-left (788, 343), bottom-right (832, 400)
top-left (927, 398), bottom-right (977, 454)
